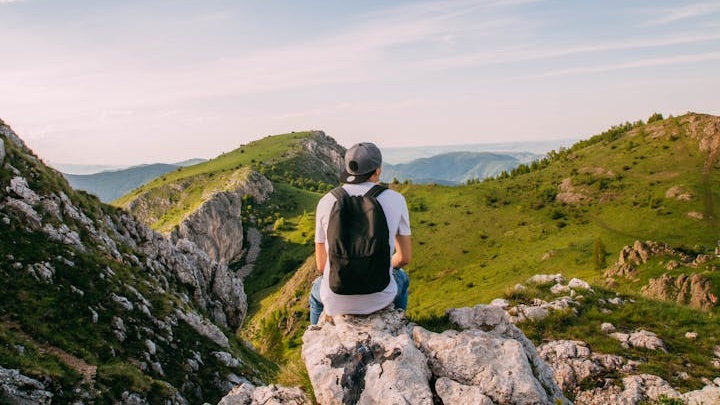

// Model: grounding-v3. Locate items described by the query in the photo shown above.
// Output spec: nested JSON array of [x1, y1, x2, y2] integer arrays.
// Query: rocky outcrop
[[171, 191, 245, 265], [605, 240, 688, 279], [539, 339, 720, 405], [299, 131, 345, 182], [604, 241, 717, 310], [0, 366, 53, 405], [642, 273, 717, 310], [129, 168, 273, 265], [301, 305, 569, 405], [0, 138, 5, 165]]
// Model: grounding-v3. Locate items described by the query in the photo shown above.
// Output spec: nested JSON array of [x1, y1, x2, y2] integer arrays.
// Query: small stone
[[601, 322, 616, 334], [685, 332, 698, 340]]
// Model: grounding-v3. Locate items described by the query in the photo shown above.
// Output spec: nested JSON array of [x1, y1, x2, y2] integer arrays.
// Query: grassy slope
[[402, 114, 719, 318], [244, 113, 720, 395], [112, 131, 321, 233]]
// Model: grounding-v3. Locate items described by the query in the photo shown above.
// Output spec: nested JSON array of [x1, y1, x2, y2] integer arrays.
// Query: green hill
[[242, 112, 720, 394], [402, 113, 719, 316], [114, 130, 341, 234]]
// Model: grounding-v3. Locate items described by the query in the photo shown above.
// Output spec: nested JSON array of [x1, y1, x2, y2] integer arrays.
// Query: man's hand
[[392, 235, 412, 269]]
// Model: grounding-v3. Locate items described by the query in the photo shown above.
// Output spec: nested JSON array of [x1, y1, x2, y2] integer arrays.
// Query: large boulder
[[301, 305, 569, 405]]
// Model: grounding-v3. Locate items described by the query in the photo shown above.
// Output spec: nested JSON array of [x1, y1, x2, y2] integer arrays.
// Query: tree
[[648, 112, 664, 123], [593, 238, 607, 270]]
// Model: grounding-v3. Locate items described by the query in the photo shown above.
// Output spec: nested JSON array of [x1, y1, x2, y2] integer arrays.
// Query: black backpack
[[326, 185, 391, 295]]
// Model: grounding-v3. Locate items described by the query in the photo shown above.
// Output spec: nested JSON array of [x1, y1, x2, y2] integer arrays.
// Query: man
[[309, 142, 412, 325]]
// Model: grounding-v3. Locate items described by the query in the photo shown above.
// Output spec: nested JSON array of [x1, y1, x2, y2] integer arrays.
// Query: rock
[[213, 351, 242, 368], [145, 339, 156, 355], [0, 138, 5, 165], [550, 283, 570, 295], [686, 331, 698, 340], [568, 278, 592, 291], [302, 308, 433, 405], [574, 374, 680, 405], [666, 185, 694, 201], [176, 310, 229, 348], [601, 322, 616, 334], [302, 306, 569, 405], [610, 330, 666, 351], [527, 274, 565, 285], [111, 293, 134, 311], [8, 177, 40, 204], [171, 191, 246, 265], [434, 378, 494, 405], [641, 273, 716, 310], [538, 340, 631, 392], [0, 365, 53, 404], [447, 304, 510, 332], [605, 240, 694, 279], [683, 383, 720, 405], [217, 383, 309, 405], [0, 120, 29, 149], [489, 298, 510, 309], [519, 305, 549, 322]]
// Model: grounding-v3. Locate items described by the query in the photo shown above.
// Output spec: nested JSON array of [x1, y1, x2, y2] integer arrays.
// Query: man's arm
[[392, 235, 412, 269], [315, 242, 327, 272]]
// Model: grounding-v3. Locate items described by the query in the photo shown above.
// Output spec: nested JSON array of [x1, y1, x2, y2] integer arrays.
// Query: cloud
[[0, 0, 26, 3], [645, 2, 720, 25], [534, 51, 720, 78]]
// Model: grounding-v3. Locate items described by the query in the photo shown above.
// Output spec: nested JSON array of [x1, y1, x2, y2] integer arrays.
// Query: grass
[[234, 113, 720, 398], [397, 115, 719, 319]]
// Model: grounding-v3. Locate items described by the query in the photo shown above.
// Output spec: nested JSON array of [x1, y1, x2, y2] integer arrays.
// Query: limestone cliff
[[168, 170, 274, 265], [0, 120, 265, 403], [121, 130, 343, 266]]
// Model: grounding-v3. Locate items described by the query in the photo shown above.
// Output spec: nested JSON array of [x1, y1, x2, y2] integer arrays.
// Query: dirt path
[[2, 319, 96, 384]]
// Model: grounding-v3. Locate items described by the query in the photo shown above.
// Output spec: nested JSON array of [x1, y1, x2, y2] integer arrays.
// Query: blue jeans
[[309, 268, 409, 325]]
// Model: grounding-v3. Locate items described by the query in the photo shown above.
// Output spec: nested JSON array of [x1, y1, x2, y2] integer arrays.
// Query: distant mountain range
[[380, 151, 538, 185], [60, 159, 206, 202], [58, 142, 559, 200], [381, 139, 576, 164]]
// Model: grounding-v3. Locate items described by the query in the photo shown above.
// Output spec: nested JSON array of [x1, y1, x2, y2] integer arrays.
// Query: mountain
[[381, 151, 529, 185], [0, 119, 274, 404], [4, 112, 720, 403], [63, 164, 179, 203], [113, 130, 343, 266], [60, 159, 208, 203], [381, 139, 575, 164]]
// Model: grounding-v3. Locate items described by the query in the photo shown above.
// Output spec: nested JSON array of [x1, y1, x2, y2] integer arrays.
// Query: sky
[[1, 0, 719, 166]]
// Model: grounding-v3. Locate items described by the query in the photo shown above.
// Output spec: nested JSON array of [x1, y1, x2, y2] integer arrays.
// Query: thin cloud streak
[[534, 52, 720, 79], [645, 2, 720, 25]]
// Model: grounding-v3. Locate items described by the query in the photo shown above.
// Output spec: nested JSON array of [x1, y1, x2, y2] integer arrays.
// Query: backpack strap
[[330, 186, 349, 200], [364, 184, 386, 199]]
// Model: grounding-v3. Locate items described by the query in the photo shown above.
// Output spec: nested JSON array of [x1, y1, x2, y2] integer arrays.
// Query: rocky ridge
[[0, 121, 263, 403]]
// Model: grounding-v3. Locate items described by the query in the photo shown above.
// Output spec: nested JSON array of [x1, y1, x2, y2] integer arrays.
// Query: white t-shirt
[[315, 182, 411, 316]]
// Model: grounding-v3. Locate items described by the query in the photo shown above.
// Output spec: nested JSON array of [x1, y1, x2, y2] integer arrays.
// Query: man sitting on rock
[[309, 142, 412, 325]]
